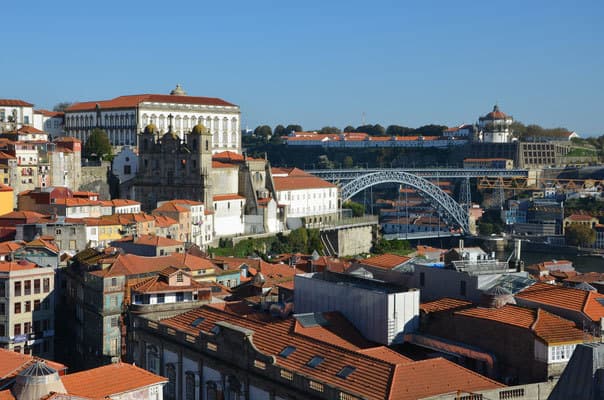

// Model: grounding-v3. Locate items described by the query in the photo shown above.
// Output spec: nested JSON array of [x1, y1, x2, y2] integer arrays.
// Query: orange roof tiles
[[134, 234, 183, 247], [0, 99, 33, 107], [213, 194, 245, 201], [16, 125, 45, 134], [153, 202, 189, 213], [61, 362, 166, 398], [0, 241, 24, 254], [153, 215, 179, 227], [159, 304, 501, 400], [0, 259, 38, 272], [567, 213, 596, 221], [517, 282, 604, 322], [100, 199, 140, 207], [89, 252, 215, 277], [388, 358, 503, 400], [357, 346, 413, 365], [420, 298, 473, 314], [0, 348, 66, 380], [35, 109, 64, 117], [66, 94, 235, 112], [272, 168, 336, 191], [455, 304, 588, 345], [0, 390, 14, 400], [26, 237, 59, 253], [359, 253, 411, 270]]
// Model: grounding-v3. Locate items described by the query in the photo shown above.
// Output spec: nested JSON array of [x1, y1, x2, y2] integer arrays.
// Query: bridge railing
[[306, 215, 378, 230]]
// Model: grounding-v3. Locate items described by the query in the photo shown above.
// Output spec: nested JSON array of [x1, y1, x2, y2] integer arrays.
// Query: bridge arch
[[340, 171, 470, 233]]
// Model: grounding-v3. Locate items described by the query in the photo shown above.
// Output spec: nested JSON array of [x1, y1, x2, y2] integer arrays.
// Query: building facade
[[64, 85, 240, 153]]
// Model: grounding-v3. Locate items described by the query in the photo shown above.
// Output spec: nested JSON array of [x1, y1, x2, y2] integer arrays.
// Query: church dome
[[11, 361, 67, 400], [484, 105, 509, 120], [143, 124, 158, 135], [191, 123, 209, 135], [170, 84, 187, 96]]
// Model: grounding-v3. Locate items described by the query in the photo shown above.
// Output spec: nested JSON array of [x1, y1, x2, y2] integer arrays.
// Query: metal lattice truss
[[477, 177, 604, 191], [341, 171, 470, 233]]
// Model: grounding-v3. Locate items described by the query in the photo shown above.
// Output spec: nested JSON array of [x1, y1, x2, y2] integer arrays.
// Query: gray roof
[[548, 343, 604, 400]]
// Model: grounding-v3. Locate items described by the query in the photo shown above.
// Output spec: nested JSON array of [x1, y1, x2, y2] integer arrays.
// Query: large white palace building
[[64, 85, 241, 153]]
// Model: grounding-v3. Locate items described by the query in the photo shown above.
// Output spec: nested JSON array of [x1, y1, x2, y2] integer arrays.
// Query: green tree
[[414, 124, 448, 136], [343, 125, 355, 133], [285, 124, 303, 134], [307, 229, 323, 254], [84, 128, 112, 159], [319, 126, 341, 134], [386, 125, 414, 136], [253, 125, 272, 142], [355, 124, 386, 136], [53, 102, 72, 112], [273, 124, 286, 137], [343, 155, 353, 168], [287, 228, 308, 252], [565, 224, 596, 247], [342, 200, 364, 217]]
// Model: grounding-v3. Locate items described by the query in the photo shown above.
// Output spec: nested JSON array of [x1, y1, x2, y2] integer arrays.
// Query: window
[[14, 281, 21, 297], [0, 303, 4, 315], [279, 346, 296, 358], [0, 324, 4, 337], [43, 278, 50, 293], [185, 372, 196, 400], [0, 280, 4, 297], [25, 301, 31, 312], [24, 280, 31, 295], [34, 279, 40, 294], [111, 278, 117, 287], [177, 272, 183, 283], [124, 165, 131, 175], [157, 294, 165, 304], [111, 317, 119, 327], [14, 323, 21, 335], [337, 366, 356, 379], [309, 381, 324, 392], [165, 363, 176, 400], [24, 322, 31, 334], [307, 356, 325, 368], [14, 302, 21, 314], [34, 300, 40, 310]]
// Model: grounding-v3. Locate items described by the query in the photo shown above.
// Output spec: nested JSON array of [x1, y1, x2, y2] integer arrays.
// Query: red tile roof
[[0, 390, 13, 400], [134, 234, 183, 247], [90, 252, 215, 277], [0, 99, 33, 107], [34, 109, 64, 117], [61, 362, 166, 398], [272, 168, 336, 191], [153, 215, 179, 227], [0, 348, 66, 380], [153, 202, 189, 213], [66, 94, 236, 112], [100, 199, 140, 207], [516, 282, 604, 323], [16, 125, 45, 134], [566, 213, 596, 221], [420, 298, 473, 314], [213, 194, 245, 201], [159, 304, 501, 400], [359, 254, 411, 270], [0, 259, 38, 272], [455, 304, 588, 345], [0, 241, 24, 254]]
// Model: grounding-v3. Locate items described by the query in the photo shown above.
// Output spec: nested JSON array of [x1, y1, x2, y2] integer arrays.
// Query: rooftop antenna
[[362, 111, 366, 126]]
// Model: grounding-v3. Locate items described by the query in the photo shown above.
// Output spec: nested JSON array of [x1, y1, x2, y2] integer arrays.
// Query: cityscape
[[1, 2, 604, 400]]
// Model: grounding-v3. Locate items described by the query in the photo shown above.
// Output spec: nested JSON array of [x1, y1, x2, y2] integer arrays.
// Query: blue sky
[[2, 0, 603, 135]]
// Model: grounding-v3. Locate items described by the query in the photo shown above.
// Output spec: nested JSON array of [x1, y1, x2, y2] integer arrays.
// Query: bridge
[[306, 167, 529, 235]]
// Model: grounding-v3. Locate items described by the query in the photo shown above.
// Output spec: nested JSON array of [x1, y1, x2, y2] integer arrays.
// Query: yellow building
[[0, 184, 13, 216]]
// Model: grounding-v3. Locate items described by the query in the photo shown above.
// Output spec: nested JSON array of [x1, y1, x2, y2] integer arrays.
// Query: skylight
[[278, 346, 296, 358], [190, 317, 205, 327], [210, 325, 221, 335], [307, 356, 324, 368], [336, 365, 356, 379]]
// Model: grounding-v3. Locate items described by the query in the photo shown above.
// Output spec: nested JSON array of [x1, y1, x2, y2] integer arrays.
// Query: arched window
[[226, 375, 241, 400], [146, 345, 159, 374], [165, 363, 176, 400], [185, 372, 196, 400], [205, 140, 209, 152]]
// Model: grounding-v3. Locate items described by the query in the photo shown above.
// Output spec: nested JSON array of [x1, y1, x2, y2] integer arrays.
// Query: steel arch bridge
[[340, 170, 470, 234]]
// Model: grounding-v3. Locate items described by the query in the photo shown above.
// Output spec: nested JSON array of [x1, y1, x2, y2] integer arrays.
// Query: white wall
[[213, 199, 245, 237], [112, 146, 138, 183], [276, 187, 337, 218]]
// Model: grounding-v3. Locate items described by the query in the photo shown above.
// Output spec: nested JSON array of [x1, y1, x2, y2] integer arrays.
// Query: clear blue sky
[[2, 0, 603, 135]]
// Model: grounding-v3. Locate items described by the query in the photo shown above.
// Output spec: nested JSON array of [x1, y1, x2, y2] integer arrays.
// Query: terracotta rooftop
[[35, 109, 63, 117], [16, 125, 45, 134], [0, 348, 66, 381], [159, 303, 501, 400], [420, 298, 473, 314], [89, 252, 215, 278], [26, 237, 60, 253], [359, 253, 411, 270], [272, 168, 336, 191], [66, 94, 236, 112], [100, 199, 140, 207], [0, 241, 24, 254], [153, 215, 179, 227], [61, 362, 166, 398], [566, 213, 596, 221], [455, 304, 588, 345], [0, 99, 33, 107], [516, 282, 604, 322], [134, 234, 184, 247], [0, 259, 38, 272], [213, 194, 245, 201], [153, 202, 189, 213], [131, 269, 209, 295]]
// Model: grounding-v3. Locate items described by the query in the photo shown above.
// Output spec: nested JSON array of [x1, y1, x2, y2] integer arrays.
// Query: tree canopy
[[319, 126, 341, 134], [565, 224, 596, 247], [285, 124, 303, 134], [53, 102, 72, 112], [354, 124, 386, 136], [253, 125, 272, 142], [84, 128, 112, 159], [343, 200, 364, 217]]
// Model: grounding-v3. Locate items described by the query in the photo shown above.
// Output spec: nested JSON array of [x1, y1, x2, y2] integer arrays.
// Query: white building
[[271, 167, 339, 229], [213, 194, 245, 237], [0, 99, 34, 133], [33, 110, 64, 139], [478, 105, 514, 143], [111, 145, 138, 184], [64, 85, 241, 153], [100, 199, 141, 215], [294, 272, 420, 345]]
